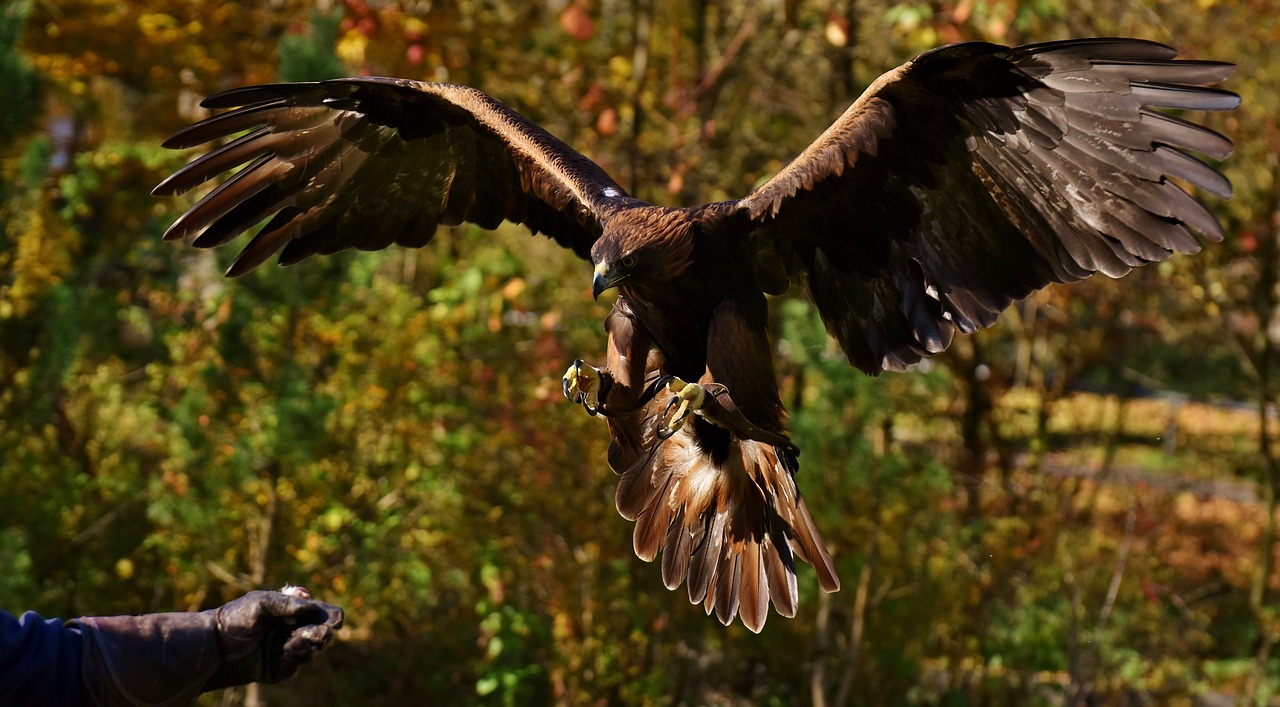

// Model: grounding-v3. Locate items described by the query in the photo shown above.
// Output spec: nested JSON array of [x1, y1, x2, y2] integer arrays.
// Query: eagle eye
[[620, 255, 638, 269]]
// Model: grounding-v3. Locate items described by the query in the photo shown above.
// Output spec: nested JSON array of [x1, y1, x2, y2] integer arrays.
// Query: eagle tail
[[613, 424, 839, 633]]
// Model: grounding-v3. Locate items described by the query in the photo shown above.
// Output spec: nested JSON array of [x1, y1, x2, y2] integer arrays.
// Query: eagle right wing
[[154, 77, 636, 276], [739, 39, 1237, 374]]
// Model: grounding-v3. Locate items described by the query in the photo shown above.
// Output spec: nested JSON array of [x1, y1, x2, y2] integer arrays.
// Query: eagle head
[[590, 208, 697, 299]]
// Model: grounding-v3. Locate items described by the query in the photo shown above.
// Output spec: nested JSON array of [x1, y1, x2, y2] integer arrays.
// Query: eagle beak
[[592, 262, 619, 300]]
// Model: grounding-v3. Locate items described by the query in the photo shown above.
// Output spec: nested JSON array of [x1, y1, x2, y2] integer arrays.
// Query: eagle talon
[[562, 359, 603, 414], [657, 377, 707, 437]]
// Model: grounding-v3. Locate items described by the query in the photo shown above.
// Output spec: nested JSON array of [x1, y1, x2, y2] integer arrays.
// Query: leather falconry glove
[[74, 589, 343, 706]]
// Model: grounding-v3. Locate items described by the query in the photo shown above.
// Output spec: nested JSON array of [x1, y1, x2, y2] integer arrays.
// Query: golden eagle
[[154, 39, 1237, 632]]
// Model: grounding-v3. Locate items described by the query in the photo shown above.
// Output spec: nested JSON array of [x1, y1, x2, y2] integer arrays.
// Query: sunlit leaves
[[0, 0, 1276, 704]]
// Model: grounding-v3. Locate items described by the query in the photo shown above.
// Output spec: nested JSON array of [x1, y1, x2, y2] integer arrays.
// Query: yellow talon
[[661, 377, 706, 435], [562, 359, 602, 412]]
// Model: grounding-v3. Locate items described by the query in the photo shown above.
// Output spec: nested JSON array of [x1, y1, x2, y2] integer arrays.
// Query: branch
[[832, 531, 877, 707], [692, 7, 760, 100], [1095, 499, 1137, 636], [71, 496, 141, 547], [205, 561, 255, 592]]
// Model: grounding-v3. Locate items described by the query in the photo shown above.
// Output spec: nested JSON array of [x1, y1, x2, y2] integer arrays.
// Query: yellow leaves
[[365, 384, 389, 408], [136, 12, 183, 43], [0, 193, 80, 319], [320, 507, 348, 533], [552, 611, 574, 642], [607, 55, 631, 82], [337, 29, 368, 67], [403, 17, 428, 40], [293, 530, 325, 566]]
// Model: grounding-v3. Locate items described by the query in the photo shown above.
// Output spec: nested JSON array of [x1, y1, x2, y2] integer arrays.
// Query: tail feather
[[763, 524, 799, 618], [630, 455, 679, 561], [748, 444, 841, 594], [688, 511, 726, 604], [793, 496, 841, 592], [738, 541, 769, 632], [712, 553, 743, 626], [610, 408, 838, 632], [661, 508, 691, 590]]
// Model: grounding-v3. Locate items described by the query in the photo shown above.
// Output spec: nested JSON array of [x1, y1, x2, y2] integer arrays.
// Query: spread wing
[[153, 77, 636, 276], [739, 38, 1237, 373]]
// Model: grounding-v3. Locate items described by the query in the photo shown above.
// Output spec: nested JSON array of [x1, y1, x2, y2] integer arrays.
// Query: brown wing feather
[[154, 77, 637, 276], [737, 38, 1237, 373]]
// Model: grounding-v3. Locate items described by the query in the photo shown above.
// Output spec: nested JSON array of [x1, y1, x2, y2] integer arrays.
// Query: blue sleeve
[[0, 609, 87, 707]]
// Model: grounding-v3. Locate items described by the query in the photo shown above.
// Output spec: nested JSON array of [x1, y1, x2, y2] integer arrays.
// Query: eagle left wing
[[154, 77, 635, 276], [737, 38, 1237, 373]]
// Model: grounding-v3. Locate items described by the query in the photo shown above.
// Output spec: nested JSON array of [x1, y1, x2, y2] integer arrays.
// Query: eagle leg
[[656, 376, 708, 439], [562, 358, 612, 415], [656, 376, 801, 458]]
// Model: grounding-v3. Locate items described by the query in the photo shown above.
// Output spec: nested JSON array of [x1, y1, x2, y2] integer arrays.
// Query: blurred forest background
[[1, 0, 1277, 705]]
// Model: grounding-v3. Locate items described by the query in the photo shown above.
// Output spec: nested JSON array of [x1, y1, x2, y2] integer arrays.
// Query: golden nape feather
[[611, 384, 838, 633]]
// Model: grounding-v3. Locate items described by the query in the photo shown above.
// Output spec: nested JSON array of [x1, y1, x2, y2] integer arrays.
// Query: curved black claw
[[656, 396, 682, 439]]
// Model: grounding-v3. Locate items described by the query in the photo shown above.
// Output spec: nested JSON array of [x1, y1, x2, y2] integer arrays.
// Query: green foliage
[[279, 9, 347, 83], [1, 1, 1276, 706], [0, 0, 39, 141]]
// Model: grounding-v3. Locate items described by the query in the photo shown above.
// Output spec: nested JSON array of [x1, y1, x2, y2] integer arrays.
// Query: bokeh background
[[1, 0, 1278, 704]]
